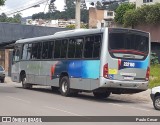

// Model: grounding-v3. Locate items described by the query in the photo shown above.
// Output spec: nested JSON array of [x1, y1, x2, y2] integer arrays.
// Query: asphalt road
[[0, 81, 160, 124]]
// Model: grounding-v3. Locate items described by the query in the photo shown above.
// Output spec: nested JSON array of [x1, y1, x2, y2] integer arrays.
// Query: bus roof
[[15, 28, 105, 44], [15, 27, 149, 44]]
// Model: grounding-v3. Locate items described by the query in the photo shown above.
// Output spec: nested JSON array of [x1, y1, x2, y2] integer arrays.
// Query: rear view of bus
[[100, 28, 150, 94]]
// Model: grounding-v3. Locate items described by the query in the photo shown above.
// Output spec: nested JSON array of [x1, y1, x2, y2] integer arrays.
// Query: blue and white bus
[[12, 28, 150, 98]]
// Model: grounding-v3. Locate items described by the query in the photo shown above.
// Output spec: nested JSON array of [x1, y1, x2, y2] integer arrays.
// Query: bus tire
[[21, 75, 32, 89], [93, 92, 111, 99], [59, 76, 71, 97]]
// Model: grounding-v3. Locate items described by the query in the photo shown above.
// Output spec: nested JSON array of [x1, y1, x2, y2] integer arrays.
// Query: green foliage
[[149, 64, 160, 88], [0, 0, 5, 6], [114, 3, 135, 24], [123, 9, 137, 27], [66, 23, 88, 29], [66, 24, 75, 29], [150, 52, 159, 65], [0, 13, 22, 23], [123, 3, 160, 27], [108, 2, 119, 11]]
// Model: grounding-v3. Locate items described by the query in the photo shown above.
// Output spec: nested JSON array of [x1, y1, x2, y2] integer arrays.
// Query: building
[[0, 23, 68, 74], [89, 7, 115, 29], [26, 19, 76, 28], [136, 0, 159, 8]]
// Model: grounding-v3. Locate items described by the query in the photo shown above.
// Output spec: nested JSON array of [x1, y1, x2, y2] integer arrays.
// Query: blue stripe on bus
[[68, 60, 100, 79]]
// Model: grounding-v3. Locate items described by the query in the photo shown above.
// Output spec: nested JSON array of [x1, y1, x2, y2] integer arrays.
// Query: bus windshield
[[109, 32, 149, 60]]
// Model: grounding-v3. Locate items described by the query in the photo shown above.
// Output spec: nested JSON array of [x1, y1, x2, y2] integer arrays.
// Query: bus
[[11, 28, 150, 98]]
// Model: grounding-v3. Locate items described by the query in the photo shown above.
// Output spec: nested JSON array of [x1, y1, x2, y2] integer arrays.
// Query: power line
[[4, 0, 48, 16]]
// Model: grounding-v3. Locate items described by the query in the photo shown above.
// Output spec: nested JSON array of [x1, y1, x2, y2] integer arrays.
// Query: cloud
[[0, 0, 99, 17]]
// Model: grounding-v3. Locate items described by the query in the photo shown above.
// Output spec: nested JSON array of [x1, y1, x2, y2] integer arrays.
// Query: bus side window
[[13, 48, 20, 62], [75, 38, 83, 58], [93, 35, 101, 58], [84, 36, 94, 58], [37, 42, 42, 59], [31, 43, 39, 59], [27, 44, 32, 60], [54, 40, 61, 58], [42, 42, 49, 59], [48, 41, 54, 59], [68, 39, 76, 58], [22, 44, 28, 60], [61, 39, 68, 58]]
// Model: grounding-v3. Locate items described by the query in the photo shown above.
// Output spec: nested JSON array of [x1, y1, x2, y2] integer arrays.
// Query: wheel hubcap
[[155, 98, 160, 109], [62, 81, 68, 93]]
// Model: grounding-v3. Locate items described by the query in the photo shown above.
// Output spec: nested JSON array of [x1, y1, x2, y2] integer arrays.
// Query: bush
[[150, 52, 159, 65]]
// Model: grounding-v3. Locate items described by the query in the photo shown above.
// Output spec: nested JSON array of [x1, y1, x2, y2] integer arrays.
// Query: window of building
[[107, 12, 113, 16], [143, 0, 153, 3]]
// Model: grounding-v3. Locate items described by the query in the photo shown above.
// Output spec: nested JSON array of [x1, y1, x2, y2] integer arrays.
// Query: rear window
[[109, 33, 149, 60]]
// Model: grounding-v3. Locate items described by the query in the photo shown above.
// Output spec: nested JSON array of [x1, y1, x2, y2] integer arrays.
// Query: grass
[[149, 64, 160, 88]]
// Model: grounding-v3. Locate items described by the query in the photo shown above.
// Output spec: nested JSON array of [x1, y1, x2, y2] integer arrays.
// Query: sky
[[0, 0, 99, 17]]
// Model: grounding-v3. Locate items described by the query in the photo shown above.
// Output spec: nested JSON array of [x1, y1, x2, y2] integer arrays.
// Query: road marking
[[6, 96, 31, 104], [108, 103, 123, 107], [44, 106, 82, 116], [108, 102, 151, 112], [129, 106, 151, 112]]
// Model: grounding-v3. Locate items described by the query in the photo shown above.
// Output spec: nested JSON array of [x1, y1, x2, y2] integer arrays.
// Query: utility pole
[[75, 0, 81, 29]]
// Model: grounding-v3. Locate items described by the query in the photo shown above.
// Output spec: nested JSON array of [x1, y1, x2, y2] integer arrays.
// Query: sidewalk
[[4, 76, 12, 83]]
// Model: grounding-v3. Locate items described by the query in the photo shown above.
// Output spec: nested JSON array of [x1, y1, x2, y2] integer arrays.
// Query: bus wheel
[[93, 92, 111, 99], [59, 76, 71, 96], [21, 76, 32, 89], [153, 96, 160, 110]]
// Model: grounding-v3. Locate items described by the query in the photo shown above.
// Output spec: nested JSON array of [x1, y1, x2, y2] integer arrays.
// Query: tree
[[114, 3, 135, 24], [32, 0, 89, 24], [96, 1, 103, 10], [48, 0, 57, 12], [0, 13, 22, 23], [0, 0, 5, 6], [123, 9, 137, 28], [123, 3, 160, 27], [108, 2, 119, 11]]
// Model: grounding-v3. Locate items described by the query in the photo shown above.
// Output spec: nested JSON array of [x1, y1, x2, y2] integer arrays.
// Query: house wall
[[136, 0, 160, 8], [89, 7, 104, 28]]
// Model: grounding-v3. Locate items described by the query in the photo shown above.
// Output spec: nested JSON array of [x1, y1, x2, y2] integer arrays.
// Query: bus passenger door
[[11, 47, 21, 82]]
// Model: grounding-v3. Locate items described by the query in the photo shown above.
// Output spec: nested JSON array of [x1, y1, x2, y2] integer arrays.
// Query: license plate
[[123, 76, 134, 80]]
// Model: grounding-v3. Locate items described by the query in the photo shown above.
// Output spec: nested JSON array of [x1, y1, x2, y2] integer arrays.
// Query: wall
[[136, 0, 160, 8], [135, 24, 160, 43], [89, 7, 104, 28]]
